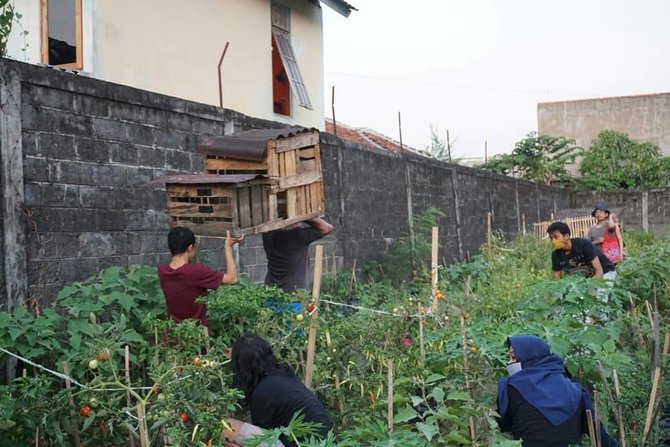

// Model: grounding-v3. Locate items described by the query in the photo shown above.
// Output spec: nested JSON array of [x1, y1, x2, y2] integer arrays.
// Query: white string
[[0, 347, 209, 392], [319, 298, 424, 318]]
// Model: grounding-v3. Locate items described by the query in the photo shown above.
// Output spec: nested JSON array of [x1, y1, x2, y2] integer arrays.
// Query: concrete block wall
[[573, 188, 670, 237], [1, 58, 572, 309]]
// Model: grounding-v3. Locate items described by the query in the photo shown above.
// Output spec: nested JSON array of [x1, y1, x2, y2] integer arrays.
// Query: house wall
[[6, 0, 325, 129], [538, 93, 670, 157], [1, 58, 570, 311]]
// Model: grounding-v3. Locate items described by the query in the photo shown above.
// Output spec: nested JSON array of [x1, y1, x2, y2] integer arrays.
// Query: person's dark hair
[[546, 221, 570, 236], [167, 226, 196, 255], [231, 333, 290, 397]]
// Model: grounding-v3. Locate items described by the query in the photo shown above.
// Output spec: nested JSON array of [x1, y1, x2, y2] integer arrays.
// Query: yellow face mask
[[550, 239, 565, 250]]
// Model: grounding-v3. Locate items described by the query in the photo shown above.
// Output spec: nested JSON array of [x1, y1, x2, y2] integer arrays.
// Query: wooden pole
[[418, 303, 425, 367], [522, 213, 526, 236], [387, 359, 394, 430], [487, 211, 492, 256], [459, 315, 476, 440], [484, 140, 488, 164], [629, 295, 646, 348], [331, 85, 337, 136], [612, 369, 627, 447], [642, 332, 670, 444], [217, 42, 230, 108], [305, 245, 324, 389], [125, 345, 137, 447], [431, 226, 439, 313], [398, 112, 404, 152], [62, 362, 82, 447], [586, 410, 598, 447]]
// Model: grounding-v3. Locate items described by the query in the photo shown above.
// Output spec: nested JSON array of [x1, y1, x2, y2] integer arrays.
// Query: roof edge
[[320, 0, 357, 17]]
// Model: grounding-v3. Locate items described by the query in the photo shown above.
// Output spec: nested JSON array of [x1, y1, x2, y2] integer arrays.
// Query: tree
[[478, 132, 582, 185], [0, 0, 14, 57], [425, 124, 462, 163], [578, 130, 670, 190]]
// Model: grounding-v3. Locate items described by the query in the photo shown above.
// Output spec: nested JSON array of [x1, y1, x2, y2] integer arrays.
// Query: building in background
[[5, 0, 356, 129], [538, 93, 670, 156]]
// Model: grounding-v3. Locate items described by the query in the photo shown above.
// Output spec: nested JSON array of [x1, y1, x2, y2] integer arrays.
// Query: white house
[[5, 0, 355, 129]]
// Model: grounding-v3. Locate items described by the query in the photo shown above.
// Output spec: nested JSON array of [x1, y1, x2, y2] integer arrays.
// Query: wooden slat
[[286, 151, 298, 218], [239, 211, 321, 235], [274, 131, 319, 153], [167, 202, 236, 218], [262, 187, 269, 222], [275, 171, 322, 191], [166, 184, 235, 198], [305, 184, 312, 214], [267, 146, 279, 177], [299, 148, 316, 159], [205, 157, 267, 172], [298, 158, 315, 174], [269, 192, 278, 220], [238, 187, 251, 229], [250, 186, 264, 226], [176, 220, 237, 237]]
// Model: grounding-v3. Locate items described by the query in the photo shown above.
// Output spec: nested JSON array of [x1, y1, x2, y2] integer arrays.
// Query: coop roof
[[149, 174, 266, 185], [196, 128, 318, 162]]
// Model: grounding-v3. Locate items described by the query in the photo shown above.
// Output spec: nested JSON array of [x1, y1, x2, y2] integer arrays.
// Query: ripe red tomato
[[80, 406, 92, 417], [98, 351, 109, 362], [180, 412, 189, 423], [306, 304, 316, 313]]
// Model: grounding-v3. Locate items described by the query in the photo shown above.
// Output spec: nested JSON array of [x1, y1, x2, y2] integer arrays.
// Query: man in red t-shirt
[[158, 227, 241, 331]]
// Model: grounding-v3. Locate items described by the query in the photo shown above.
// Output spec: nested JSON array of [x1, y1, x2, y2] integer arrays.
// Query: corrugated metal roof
[[196, 127, 317, 161], [150, 174, 266, 185], [318, 0, 357, 17]]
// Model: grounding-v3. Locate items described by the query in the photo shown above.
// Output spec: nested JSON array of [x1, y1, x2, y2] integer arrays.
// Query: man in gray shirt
[[263, 218, 333, 293]]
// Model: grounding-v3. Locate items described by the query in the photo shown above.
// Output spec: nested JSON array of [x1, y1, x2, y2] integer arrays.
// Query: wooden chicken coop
[[154, 128, 325, 237]]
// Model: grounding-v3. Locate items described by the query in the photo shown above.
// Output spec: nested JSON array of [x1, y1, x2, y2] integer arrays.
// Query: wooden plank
[[167, 203, 236, 218], [262, 187, 269, 222], [269, 192, 278, 220], [276, 171, 322, 190], [205, 157, 267, 172], [181, 220, 237, 237], [274, 131, 319, 153], [167, 184, 236, 197], [267, 146, 279, 177], [298, 158, 316, 174], [299, 148, 316, 159], [305, 244, 323, 389], [286, 151, 298, 218], [41, 0, 49, 64], [240, 211, 321, 235], [250, 186, 264, 226], [238, 187, 251, 229], [305, 183, 313, 214]]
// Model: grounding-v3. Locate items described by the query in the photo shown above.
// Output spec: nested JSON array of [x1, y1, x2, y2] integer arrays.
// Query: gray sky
[[322, 0, 670, 160]]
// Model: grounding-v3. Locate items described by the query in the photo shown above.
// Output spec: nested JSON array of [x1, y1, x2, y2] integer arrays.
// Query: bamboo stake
[[331, 85, 337, 136], [125, 345, 137, 447], [431, 226, 439, 313], [459, 315, 476, 440], [62, 361, 82, 447], [418, 304, 425, 367], [586, 410, 598, 447], [398, 112, 404, 152], [486, 212, 492, 256], [594, 391, 602, 447], [387, 359, 394, 430], [326, 330, 345, 415], [305, 245, 324, 389], [35, 427, 40, 447], [522, 213, 526, 236], [596, 361, 625, 447], [612, 369, 627, 447], [629, 295, 645, 348], [642, 332, 670, 444]]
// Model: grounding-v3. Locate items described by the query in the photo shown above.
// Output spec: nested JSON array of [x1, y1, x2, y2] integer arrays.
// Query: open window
[[271, 3, 312, 116], [41, 0, 83, 69]]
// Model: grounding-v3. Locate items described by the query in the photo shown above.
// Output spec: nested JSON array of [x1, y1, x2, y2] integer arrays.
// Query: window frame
[[41, 0, 83, 69], [271, 3, 313, 114]]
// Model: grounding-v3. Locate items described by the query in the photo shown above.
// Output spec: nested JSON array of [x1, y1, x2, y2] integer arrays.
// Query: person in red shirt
[[158, 227, 241, 332]]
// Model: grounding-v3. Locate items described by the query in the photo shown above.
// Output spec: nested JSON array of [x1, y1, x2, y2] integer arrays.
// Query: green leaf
[[430, 387, 445, 403], [446, 391, 472, 402], [0, 419, 16, 430], [8, 326, 22, 341], [393, 405, 418, 424], [415, 421, 438, 441], [424, 373, 446, 384]]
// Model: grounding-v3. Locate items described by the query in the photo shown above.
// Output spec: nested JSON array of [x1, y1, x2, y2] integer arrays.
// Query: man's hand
[[224, 230, 244, 248], [590, 257, 604, 279], [306, 217, 333, 236]]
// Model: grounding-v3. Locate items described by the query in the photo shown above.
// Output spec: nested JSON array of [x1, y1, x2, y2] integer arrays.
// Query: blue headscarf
[[497, 335, 593, 426]]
